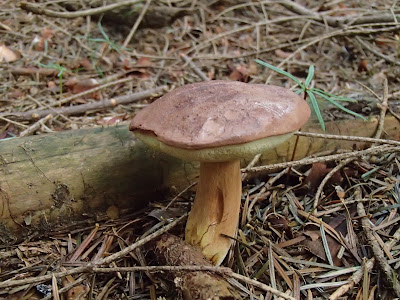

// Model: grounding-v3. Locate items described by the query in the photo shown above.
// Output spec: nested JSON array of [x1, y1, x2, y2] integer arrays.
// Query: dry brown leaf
[[358, 59, 369, 72], [47, 80, 59, 93], [275, 49, 301, 59], [0, 44, 20, 62], [67, 285, 90, 300], [65, 77, 100, 97], [137, 56, 152, 66]]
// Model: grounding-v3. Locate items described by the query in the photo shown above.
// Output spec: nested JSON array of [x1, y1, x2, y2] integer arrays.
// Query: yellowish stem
[[185, 160, 241, 265]]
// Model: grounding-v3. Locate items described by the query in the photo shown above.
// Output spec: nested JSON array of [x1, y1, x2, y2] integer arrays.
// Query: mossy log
[[0, 117, 399, 243]]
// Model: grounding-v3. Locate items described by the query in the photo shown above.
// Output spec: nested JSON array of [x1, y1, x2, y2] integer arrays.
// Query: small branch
[[313, 157, 355, 209], [329, 258, 375, 300], [53, 77, 137, 107], [244, 145, 400, 173], [295, 131, 400, 146], [19, 114, 53, 137], [266, 23, 400, 83], [226, 271, 295, 300], [277, 0, 398, 27], [20, 0, 142, 19], [1, 86, 167, 121], [374, 77, 389, 140], [8, 67, 63, 76], [356, 37, 400, 66], [122, 0, 152, 47], [180, 53, 210, 81], [356, 188, 400, 297]]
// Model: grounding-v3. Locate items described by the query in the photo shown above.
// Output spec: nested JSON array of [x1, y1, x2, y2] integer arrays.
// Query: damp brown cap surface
[[130, 80, 311, 150]]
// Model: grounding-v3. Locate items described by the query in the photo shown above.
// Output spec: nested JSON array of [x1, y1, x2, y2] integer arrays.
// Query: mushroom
[[130, 80, 310, 265]]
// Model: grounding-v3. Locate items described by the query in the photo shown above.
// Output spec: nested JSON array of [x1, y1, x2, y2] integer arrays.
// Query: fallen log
[[0, 116, 399, 243]]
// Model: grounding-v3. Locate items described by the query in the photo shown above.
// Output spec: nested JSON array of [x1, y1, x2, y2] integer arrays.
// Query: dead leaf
[[137, 56, 152, 66], [0, 44, 20, 62], [228, 69, 242, 81], [304, 162, 329, 191], [275, 49, 301, 59], [8, 89, 24, 99], [78, 58, 94, 71], [301, 215, 347, 266], [126, 68, 150, 79], [228, 63, 258, 82], [304, 162, 344, 192], [65, 77, 99, 97], [266, 214, 293, 238], [358, 59, 368, 72], [67, 285, 89, 300], [47, 81, 58, 93], [33, 28, 54, 51]]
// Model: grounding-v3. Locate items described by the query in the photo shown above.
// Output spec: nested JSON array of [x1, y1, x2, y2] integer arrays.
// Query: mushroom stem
[[185, 160, 241, 265]]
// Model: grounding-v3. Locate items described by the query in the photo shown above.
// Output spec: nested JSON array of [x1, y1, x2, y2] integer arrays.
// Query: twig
[[226, 271, 295, 300], [329, 258, 375, 300], [180, 53, 210, 81], [2, 86, 167, 121], [242, 153, 262, 181], [385, 224, 400, 251], [355, 188, 400, 297], [374, 77, 389, 140], [266, 23, 400, 83], [19, 114, 52, 137], [277, 0, 398, 27], [295, 131, 400, 146], [20, 0, 142, 18], [165, 182, 197, 210], [0, 116, 28, 129], [356, 37, 400, 66], [52, 77, 137, 107], [0, 213, 187, 289], [244, 145, 400, 173], [313, 157, 355, 209], [193, 23, 400, 60], [122, 0, 152, 48], [8, 67, 61, 76]]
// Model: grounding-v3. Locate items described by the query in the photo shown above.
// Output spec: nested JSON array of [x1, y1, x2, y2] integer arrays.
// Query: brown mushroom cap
[[130, 80, 310, 161]]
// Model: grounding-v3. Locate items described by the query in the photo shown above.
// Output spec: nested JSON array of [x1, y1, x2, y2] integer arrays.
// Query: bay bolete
[[130, 80, 310, 265]]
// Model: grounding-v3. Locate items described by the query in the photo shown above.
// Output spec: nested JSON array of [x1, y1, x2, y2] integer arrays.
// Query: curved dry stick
[[329, 258, 375, 300], [20, 1, 142, 18], [313, 157, 355, 209], [295, 131, 400, 147], [245, 145, 400, 174], [1, 86, 167, 121], [277, 0, 398, 27]]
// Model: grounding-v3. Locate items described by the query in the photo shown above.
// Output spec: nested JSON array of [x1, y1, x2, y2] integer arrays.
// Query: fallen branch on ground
[[245, 145, 400, 173], [20, 0, 142, 18], [277, 0, 399, 27], [1, 86, 167, 121]]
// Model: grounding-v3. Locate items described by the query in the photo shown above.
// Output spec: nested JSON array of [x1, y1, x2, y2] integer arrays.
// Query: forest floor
[[1, 0, 400, 299]]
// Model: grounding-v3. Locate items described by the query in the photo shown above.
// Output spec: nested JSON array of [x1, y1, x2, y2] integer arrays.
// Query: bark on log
[[0, 117, 399, 243], [152, 233, 241, 300]]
